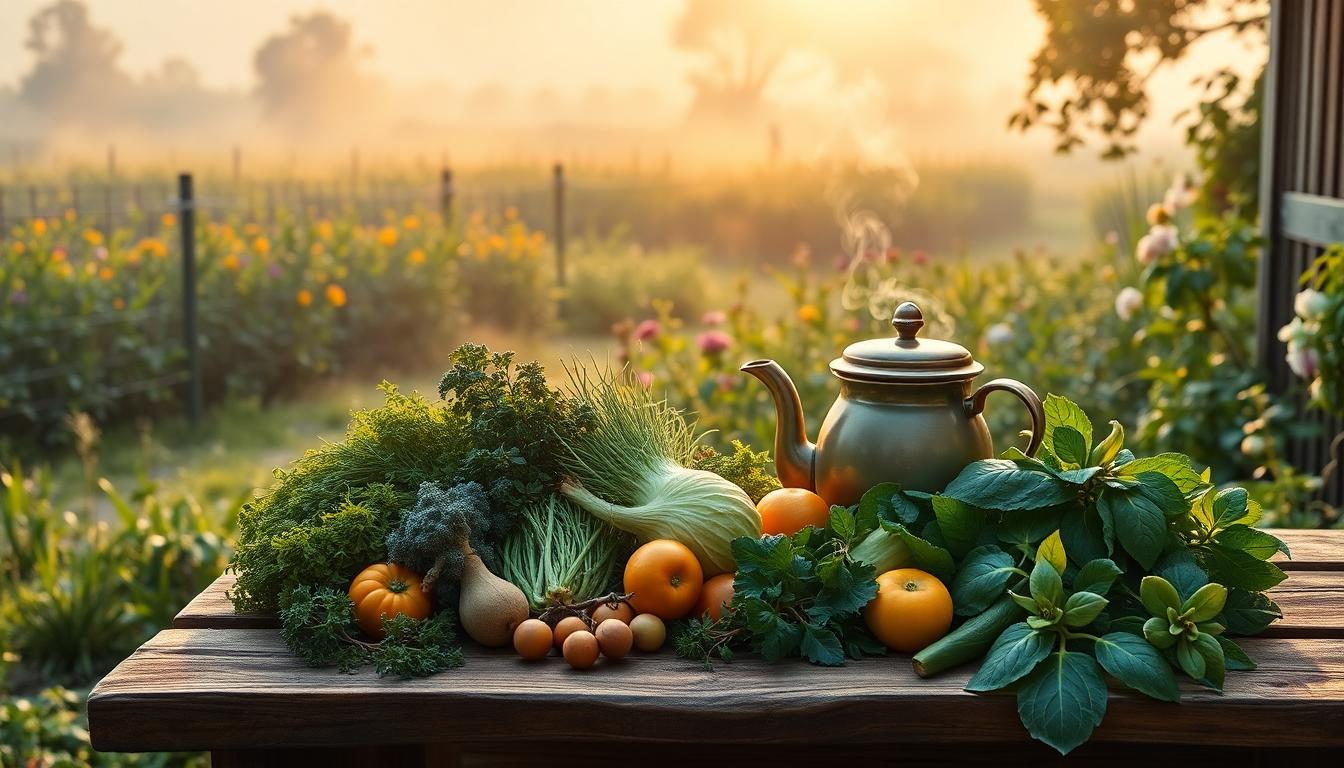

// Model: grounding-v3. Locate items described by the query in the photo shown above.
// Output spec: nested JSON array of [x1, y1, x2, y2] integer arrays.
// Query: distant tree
[[253, 12, 378, 134], [18, 0, 134, 124], [1011, 0, 1268, 159], [672, 0, 809, 120]]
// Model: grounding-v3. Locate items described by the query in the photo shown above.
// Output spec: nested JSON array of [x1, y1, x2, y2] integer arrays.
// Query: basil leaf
[[1036, 529, 1067, 573], [1176, 639, 1206, 679], [1191, 632, 1225, 690], [944, 460, 1074, 510], [1133, 471, 1188, 517], [1097, 486, 1166, 569], [965, 622, 1053, 691], [858, 482, 921, 526], [1139, 575, 1181, 616], [1198, 543, 1287, 592], [1057, 466, 1104, 485], [1062, 591, 1108, 627], [932, 495, 984, 559], [997, 506, 1064, 548], [1212, 488, 1250, 530], [1053, 426, 1089, 467], [951, 546, 1017, 616], [1217, 636, 1256, 671], [1043, 394, 1094, 456], [1094, 632, 1180, 702], [1117, 453, 1204, 494], [1029, 557, 1063, 608], [880, 522, 955, 582], [1015, 649, 1108, 755], [1220, 588, 1282, 635], [1215, 525, 1290, 561], [1181, 583, 1228, 623], [1072, 559, 1122, 596]]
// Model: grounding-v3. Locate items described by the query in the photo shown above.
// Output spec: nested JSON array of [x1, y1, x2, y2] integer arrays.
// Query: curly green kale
[[692, 440, 782, 503], [385, 481, 507, 605], [278, 585, 464, 678], [231, 384, 468, 612], [438, 344, 588, 518]]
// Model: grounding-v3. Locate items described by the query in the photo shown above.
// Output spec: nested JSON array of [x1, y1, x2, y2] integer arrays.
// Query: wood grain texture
[[88, 632, 1344, 752], [1261, 569, 1344, 638], [173, 573, 277, 629], [1273, 529, 1344, 571]]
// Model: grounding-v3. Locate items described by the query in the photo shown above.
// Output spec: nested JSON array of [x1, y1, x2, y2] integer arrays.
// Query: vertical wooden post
[[28, 185, 37, 220], [440, 167, 454, 223], [553, 163, 566, 317], [178, 173, 202, 428], [232, 145, 242, 186], [107, 145, 117, 177]]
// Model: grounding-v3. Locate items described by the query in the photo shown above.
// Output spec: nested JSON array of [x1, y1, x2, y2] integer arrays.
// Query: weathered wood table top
[[89, 529, 1344, 766]]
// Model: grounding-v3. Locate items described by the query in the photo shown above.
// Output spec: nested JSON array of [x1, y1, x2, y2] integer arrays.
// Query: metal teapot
[[741, 301, 1045, 507]]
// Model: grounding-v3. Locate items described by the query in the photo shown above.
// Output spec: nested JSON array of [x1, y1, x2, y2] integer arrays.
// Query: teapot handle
[[965, 378, 1046, 457]]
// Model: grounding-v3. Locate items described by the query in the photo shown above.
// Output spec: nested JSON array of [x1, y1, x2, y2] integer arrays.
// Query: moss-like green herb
[[692, 440, 782, 503]]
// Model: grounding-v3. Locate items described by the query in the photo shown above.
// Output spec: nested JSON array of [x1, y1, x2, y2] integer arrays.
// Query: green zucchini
[[912, 581, 1026, 678]]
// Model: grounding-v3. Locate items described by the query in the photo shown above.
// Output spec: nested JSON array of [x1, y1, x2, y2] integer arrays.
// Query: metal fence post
[[178, 173, 202, 428], [440, 167, 454, 223], [553, 162, 566, 317]]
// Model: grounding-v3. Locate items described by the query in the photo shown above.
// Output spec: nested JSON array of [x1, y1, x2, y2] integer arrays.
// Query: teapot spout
[[740, 359, 816, 491]]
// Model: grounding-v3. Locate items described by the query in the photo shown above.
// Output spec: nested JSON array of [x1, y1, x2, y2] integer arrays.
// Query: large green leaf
[[997, 506, 1065, 548], [965, 622, 1053, 691], [858, 482, 921, 526], [1053, 426, 1089, 467], [1072, 558, 1122, 596], [1059, 506, 1110, 563], [1215, 525, 1290, 561], [1016, 649, 1109, 755], [1029, 557, 1063, 607], [1220, 588, 1282, 635], [1212, 488, 1251, 530], [881, 522, 955, 582], [1117, 453, 1204, 494], [1199, 543, 1287, 592], [1061, 591, 1108, 627], [1097, 487, 1167, 570], [1094, 632, 1180, 702], [943, 460, 1075, 511], [1043, 394, 1094, 456], [950, 546, 1018, 616], [932, 495, 985, 559], [1133, 472, 1188, 517], [1035, 529, 1067, 573], [1153, 549, 1209, 602]]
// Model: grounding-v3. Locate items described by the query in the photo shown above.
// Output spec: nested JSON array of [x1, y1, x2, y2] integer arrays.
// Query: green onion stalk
[[557, 364, 762, 576], [498, 495, 629, 612]]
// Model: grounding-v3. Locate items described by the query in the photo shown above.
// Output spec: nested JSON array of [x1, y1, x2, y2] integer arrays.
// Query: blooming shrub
[[1279, 245, 1344, 416]]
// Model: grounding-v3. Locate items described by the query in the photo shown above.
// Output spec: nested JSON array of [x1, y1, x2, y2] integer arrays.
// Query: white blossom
[[1294, 288, 1331, 321], [1114, 286, 1143, 320], [1286, 340, 1320, 380]]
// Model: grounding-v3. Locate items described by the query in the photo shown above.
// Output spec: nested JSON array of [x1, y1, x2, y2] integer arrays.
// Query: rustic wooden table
[[89, 529, 1344, 767]]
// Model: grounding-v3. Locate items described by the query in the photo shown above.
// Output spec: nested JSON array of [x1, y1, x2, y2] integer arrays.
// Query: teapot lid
[[830, 301, 984, 383]]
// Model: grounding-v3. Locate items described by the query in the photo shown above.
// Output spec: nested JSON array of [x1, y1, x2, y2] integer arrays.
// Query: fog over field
[[0, 0, 1264, 183]]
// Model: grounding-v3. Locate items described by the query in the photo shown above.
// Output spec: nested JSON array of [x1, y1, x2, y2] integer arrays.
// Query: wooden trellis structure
[[1258, 0, 1344, 508]]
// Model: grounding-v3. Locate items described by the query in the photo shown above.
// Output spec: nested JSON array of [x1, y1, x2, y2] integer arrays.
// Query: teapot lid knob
[[892, 301, 924, 342]]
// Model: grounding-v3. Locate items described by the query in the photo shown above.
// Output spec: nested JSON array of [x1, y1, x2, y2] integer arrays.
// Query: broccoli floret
[[385, 481, 507, 604]]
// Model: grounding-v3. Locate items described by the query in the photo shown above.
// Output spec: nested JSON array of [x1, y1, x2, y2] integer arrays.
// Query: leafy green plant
[[893, 394, 1283, 754], [1279, 245, 1344, 417], [675, 506, 883, 668]]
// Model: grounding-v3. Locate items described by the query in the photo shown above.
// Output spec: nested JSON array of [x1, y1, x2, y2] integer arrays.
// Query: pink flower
[[912, 250, 928, 266], [1286, 342, 1319, 380], [701, 310, 727, 326], [267, 263, 282, 279], [885, 247, 902, 263], [717, 373, 736, 392], [94, 246, 109, 261], [634, 319, 661, 341], [1105, 231, 1120, 246], [833, 253, 851, 271], [1136, 224, 1177, 265], [636, 371, 654, 389], [697, 330, 734, 356]]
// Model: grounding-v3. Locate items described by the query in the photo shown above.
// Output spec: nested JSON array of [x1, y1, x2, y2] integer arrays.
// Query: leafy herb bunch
[[883, 393, 1287, 754], [676, 506, 883, 668]]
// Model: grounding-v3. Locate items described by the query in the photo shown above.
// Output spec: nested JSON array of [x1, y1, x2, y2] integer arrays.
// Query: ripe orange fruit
[[348, 563, 432, 640], [694, 572, 735, 621], [864, 568, 954, 653], [623, 539, 704, 619], [757, 487, 831, 536]]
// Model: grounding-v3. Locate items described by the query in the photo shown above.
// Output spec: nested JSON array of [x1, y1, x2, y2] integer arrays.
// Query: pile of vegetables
[[229, 342, 1286, 755], [230, 344, 766, 676]]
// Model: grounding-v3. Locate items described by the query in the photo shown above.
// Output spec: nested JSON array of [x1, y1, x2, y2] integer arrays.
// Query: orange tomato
[[552, 615, 588, 649], [591, 600, 635, 625], [513, 619, 553, 660], [757, 488, 830, 536], [864, 568, 953, 653], [694, 572, 736, 621], [623, 539, 704, 619], [348, 563, 432, 640]]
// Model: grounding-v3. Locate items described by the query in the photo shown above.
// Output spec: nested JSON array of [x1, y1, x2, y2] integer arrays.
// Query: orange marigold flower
[[296, 289, 313, 307], [402, 215, 420, 230], [324, 283, 347, 307], [11, 241, 24, 255], [64, 208, 77, 222], [407, 248, 427, 265], [318, 220, 334, 240], [377, 226, 398, 247], [161, 213, 176, 229], [83, 229, 104, 246], [113, 297, 126, 311], [223, 254, 241, 271], [310, 242, 324, 256], [797, 304, 821, 323], [253, 237, 271, 256], [31, 219, 47, 236], [98, 266, 114, 281]]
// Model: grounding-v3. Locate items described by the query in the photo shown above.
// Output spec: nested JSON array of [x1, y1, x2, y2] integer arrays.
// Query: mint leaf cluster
[[895, 394, 1286, 754]]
